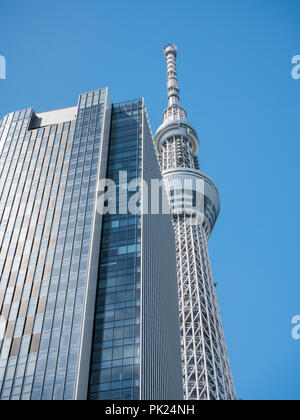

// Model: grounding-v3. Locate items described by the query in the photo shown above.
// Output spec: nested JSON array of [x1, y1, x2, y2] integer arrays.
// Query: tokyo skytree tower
[[155, 45, 236, 400]]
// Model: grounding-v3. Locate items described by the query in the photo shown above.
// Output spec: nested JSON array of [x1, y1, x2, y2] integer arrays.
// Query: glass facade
[[88, 100, 143, 400], [0, 90, 183, 400], [0, 90, 109, 400]]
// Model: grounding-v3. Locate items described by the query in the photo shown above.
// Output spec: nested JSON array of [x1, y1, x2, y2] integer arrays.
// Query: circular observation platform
[[162, 167, 220, 237], [155, 120, 199, 155]]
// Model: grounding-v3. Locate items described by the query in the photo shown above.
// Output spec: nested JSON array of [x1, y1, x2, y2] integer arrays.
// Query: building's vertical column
[[75, 88, 112, 400], [140, 105, 183, 400], [87, 99, 143, 401]]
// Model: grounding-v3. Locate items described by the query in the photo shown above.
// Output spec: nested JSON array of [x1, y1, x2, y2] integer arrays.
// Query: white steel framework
[[155, 44, 236, 400]]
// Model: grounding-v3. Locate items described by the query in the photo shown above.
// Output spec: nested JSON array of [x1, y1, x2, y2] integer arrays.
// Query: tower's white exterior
[[155, 44, 236, 400]]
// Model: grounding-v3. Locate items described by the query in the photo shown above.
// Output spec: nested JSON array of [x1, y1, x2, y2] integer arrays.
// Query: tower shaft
[[155, 44, 236, 400], [174, 216, 235, 399]]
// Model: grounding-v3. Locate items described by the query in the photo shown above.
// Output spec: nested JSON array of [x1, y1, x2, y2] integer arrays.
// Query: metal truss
[[173, 216, 236, 400], [161, 136, 196, 171]]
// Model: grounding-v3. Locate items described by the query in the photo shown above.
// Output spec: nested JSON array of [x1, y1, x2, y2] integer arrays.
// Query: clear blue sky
[[1, 0, 300, 400]]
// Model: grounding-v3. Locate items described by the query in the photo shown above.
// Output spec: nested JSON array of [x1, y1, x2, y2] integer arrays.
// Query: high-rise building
[[0, 89, 183, 400], [155, 45, 236, 400]]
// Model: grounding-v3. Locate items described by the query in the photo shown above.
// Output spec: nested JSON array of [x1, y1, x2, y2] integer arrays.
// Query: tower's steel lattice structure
[[155, 45, 236, 400]]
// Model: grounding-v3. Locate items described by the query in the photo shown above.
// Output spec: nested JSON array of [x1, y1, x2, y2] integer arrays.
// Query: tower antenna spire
[[163, 44, 180, 107], [163, 44, 187, 123]]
